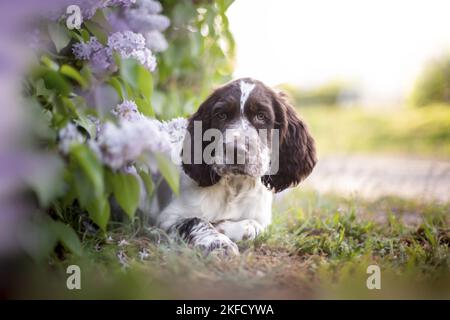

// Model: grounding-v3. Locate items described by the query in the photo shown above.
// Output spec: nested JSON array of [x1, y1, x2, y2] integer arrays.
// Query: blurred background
[[228, 0, 450, 203], [0, 0, 448, 299]]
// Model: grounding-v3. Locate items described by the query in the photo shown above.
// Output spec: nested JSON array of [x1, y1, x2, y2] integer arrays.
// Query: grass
[[14, 189, 450, 299], [297, 104, 450, 159]]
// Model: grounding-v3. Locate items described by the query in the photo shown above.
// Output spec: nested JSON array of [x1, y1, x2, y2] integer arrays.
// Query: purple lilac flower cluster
[[72, 31, 157, 72], [109, 0, 170, 52], [59, 100, 187, 170], [112, 100, 143, 122]]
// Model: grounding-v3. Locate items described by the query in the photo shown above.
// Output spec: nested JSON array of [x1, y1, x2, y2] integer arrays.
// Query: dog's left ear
[[262, 91, 317, 192]]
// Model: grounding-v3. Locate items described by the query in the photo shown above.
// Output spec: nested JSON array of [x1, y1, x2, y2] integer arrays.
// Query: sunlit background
[[228, 0, 450, 105]]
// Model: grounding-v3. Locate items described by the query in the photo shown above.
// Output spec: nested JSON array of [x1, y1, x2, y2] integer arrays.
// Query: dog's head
[[182, 78, 317, 192]]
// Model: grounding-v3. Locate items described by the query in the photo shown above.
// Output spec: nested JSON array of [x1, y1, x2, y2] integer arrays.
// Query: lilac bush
[[1, 0, 234, 260]]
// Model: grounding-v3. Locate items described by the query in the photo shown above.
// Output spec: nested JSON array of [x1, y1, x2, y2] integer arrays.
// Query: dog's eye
[[256, 112, 266, 121], [216, 112, 227, 120]]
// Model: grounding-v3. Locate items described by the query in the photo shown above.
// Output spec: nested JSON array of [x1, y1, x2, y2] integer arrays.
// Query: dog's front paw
[[242, 219, 264, 241], [173, 217, 240, 256], [215, 219, 264, 242], [199, 233, 240, 256]]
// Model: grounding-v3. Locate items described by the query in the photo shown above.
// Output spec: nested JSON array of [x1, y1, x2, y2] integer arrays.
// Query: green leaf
[[47, 22, 71, 53], [91, 9, 112, 33], [137, 65, 153, 100], [108, 77, 124, 101], [86, 196, 110, 232], [41, 55, 59, 71], [70, 145, 104, 201], [22, 216, 59, 263], [120, 59, 154, 103], [155, 153, 180, 195], [25, 154, 65, 207], [107, 171, 141, 219], [69, 30, 84, 42], [80, 65, 92, 85], [120, 58, 139, 88], [74, 113, 97, 139], [51, 221, 83, 256], [43, 70, 71, 96], [84, 20, 108, 44], [135, 97, 154, 117], [34, 79, 53, 97], [122, 80, 135, 100], [138, 169, 154, 197], [80, 29, 90, 42], [60, 65, 88, 89]]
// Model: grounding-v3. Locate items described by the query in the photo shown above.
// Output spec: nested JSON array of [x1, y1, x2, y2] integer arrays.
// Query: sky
[[227, 0, 450, 104]]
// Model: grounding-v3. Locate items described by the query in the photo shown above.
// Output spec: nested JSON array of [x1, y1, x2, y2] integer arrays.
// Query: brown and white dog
[[148, 78, 316, 255]]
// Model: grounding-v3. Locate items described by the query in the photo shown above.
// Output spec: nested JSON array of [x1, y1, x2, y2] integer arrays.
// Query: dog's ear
[[262, 91, 317, 192], [181, 94, 221, 187]]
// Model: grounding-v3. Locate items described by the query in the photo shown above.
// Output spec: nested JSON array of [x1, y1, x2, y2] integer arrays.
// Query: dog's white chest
[[157, 173, 273, 228]]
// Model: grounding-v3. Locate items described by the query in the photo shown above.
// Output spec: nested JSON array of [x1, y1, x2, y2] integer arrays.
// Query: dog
[[147, 78, 317, 255]]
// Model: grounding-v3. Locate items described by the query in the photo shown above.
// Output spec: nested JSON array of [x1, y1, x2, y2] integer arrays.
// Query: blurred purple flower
[[141, 0, 163, 14], [58, 123, 84, 154], [145, 30, 168, 52], [90, 47, 114, 72], [79, 0, 105, 20], [107, 0, 136, 7], [73, 31, 157, 72], [26, 29, 42, 50], [72, 37, 103, 60], [125, 9, 170, 32], [108, 14, 131, 32], [47, 0, 137, 21], [108, 0, 170, 53], [108, 31, 157, 71], [112, 100, 143, 122]]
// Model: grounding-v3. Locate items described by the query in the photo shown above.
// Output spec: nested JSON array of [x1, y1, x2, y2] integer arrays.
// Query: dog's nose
[[224, 142, 247, 165]]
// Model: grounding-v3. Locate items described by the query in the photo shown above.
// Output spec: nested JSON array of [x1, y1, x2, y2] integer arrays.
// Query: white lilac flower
[[94, 116, 171, 170], [159, 118, 188, 144], [108, 31, 146, 58], [89, 101, 186, 170], [88, 139, 102, 161], [144, 30, 168, 52], [58, 123, 84, 154], [112, 100, 143, 122], [131, 48, 157, 72], [72, 37, 103, 60], [95, 122, 128, 169], [107, 31, 157, 71], [158, 118, 188, 165]]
